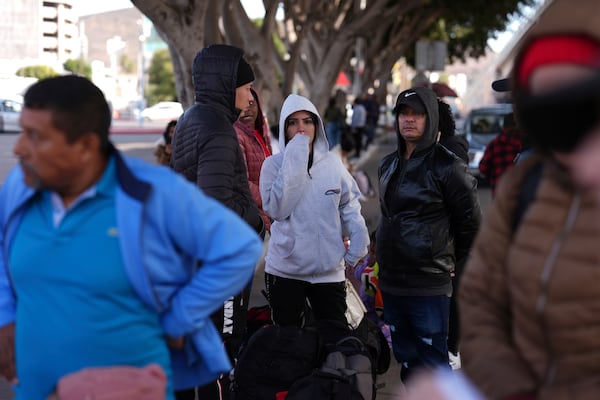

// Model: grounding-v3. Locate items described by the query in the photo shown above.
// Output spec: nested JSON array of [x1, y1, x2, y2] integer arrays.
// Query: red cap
[[517, 34, 600, 88]]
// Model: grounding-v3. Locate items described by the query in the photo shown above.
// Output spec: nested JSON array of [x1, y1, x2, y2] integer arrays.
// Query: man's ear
[[77, 133, 103, 160]]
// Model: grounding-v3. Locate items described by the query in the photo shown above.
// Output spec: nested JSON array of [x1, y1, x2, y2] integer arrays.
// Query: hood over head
[[192, 44, 251, 122], [393, 87, 439, 157], [278, 94, 329, 154]]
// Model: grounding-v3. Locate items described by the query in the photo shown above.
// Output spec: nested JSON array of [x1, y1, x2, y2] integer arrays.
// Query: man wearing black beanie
[[236, 57, 255, 88], [171, 44, 262, 400]]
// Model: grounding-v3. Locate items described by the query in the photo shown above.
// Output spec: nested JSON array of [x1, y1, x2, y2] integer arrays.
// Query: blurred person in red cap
[[460, 32, 600, 400]]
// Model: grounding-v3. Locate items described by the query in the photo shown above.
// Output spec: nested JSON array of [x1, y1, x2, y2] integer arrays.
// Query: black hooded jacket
[[376, 87, 481, 296], [171, 44, 263, 235]]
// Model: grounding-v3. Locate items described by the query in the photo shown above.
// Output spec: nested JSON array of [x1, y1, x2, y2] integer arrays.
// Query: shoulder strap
[[511, 160, 543, 234]]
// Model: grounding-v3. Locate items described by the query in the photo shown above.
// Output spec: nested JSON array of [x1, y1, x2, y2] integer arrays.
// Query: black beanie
[[236, 58, 255, 88]]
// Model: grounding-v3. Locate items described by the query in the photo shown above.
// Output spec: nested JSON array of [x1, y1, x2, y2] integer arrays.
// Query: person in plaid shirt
[[478, 112, 525, 195]]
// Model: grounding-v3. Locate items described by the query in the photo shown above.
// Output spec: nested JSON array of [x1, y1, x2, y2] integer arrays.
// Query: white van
[[461, 103, 513, 177]]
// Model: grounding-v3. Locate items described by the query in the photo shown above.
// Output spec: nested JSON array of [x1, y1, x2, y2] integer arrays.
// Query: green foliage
[[403, 0, 537, 65], [119, 54, 136, 74], [15, 65, 60, 80], [63, 58, 92, 79], [146, 48, 177, 105]]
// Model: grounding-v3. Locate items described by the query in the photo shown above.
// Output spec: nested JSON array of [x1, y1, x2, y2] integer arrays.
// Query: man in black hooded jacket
[[376, 86, 481, 382], [171, 44, 263, 400]]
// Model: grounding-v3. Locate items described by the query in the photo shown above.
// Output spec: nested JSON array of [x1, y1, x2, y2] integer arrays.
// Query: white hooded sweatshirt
[[260, 94, 369, 283]]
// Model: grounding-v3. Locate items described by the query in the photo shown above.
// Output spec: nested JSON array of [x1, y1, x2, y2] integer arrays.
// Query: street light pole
[[138, 34, 146, 127], [138, 18, 151, 127]]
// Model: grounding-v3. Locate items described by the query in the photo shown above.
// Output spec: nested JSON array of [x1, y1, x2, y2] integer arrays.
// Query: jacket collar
[[110, 143, 152, 202]]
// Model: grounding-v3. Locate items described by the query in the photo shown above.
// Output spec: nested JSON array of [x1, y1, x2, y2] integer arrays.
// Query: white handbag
[[345, 278, 367, 329]]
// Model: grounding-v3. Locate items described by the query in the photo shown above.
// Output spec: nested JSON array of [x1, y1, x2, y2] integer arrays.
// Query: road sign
[[415, 40, 447, 71]]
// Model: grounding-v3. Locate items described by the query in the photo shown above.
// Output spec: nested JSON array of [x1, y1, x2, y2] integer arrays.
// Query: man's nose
[[13, 133, 26, 157]]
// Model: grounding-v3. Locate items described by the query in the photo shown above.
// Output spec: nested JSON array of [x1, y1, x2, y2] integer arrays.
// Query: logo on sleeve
[[325, 188, 341, 195]]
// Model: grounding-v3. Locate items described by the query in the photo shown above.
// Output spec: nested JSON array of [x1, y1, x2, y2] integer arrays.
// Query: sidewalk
[[110, 118, 165, 134]]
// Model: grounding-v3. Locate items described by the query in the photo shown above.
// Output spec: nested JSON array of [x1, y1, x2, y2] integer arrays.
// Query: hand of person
[[0, 323, 16, 382], [166, 336, 185, 350]]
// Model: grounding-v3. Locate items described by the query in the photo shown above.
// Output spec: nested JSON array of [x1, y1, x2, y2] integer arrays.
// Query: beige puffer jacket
[[460, 154, 600, 400]]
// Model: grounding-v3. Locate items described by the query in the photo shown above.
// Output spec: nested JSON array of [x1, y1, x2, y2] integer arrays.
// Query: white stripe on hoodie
[[260, 94, 369, 283]]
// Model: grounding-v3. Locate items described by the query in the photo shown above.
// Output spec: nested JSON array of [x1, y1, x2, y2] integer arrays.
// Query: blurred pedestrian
[[350, 98, 367, 158], [376, 87, 481, 382], [478, 77, 530, 195], [323, 96, 344, 150], [154, 119, 177, 166], [260, 94, 369, 331], [460, 32, 600, 399], [170, 44, 264, 399], [234, 88, 273, 232], [478, 112, 526, 195], [363, 94, 380, 149], [0, 75, 262, 399]]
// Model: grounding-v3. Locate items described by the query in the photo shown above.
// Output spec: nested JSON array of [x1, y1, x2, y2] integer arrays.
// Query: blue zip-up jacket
[[0, 146, 262, 390]]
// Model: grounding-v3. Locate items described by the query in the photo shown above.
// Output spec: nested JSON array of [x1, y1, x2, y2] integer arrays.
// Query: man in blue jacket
[[0, 75, 262, 400]]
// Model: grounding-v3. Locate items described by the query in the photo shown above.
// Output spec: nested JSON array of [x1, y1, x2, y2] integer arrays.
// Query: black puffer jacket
[[171, 44, 263, 235], [376, 87, 481, 296]]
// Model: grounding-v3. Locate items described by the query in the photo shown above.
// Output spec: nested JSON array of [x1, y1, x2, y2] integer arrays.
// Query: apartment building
[[0, 0, 79, 76]]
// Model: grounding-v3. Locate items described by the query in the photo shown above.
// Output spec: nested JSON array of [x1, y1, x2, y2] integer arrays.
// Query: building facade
[[0, 0, 79, 77]]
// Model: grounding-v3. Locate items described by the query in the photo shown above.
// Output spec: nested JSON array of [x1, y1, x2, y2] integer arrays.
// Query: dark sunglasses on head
[[516, 74, 600, 153]]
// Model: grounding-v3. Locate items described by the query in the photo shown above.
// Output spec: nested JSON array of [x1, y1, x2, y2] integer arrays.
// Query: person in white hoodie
[[260, 94, 369, 329]]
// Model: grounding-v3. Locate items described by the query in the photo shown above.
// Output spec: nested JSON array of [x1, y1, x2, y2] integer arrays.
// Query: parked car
[[461, 103, 513, 177], [140, 101, 183, 121], [0, 97, 22, 132]]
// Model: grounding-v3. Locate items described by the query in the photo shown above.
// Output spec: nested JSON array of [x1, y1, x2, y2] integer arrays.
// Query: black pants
[[447, 290, 460, 355], [352, 127, 364, 157], [175, 279, 252, 400], [265, 272, 347, 327]]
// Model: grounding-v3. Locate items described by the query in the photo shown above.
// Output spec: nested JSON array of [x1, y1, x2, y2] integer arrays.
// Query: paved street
[[0, 123, 491, 399]]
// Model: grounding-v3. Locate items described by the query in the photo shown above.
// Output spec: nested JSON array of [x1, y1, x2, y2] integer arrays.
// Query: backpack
[[511, 159, 543, 233], [286, 335, 374, 400], [245, 304, 273, 339], [231, 324, 321, 400], [359, 317, 391, 376]]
